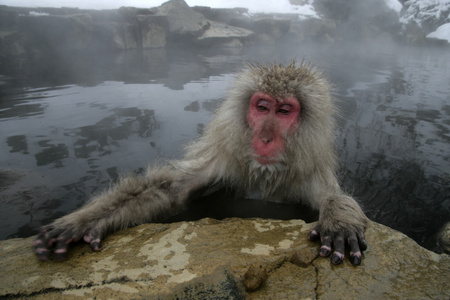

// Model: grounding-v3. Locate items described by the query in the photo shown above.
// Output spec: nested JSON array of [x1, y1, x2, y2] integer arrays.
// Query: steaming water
[[0, 43, 449, 252]]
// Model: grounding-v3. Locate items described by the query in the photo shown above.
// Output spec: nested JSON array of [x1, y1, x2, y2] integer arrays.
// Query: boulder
[[137, 15, 167, 49], [197, 20, 254, 47], [91, 8, 167, 50], [0, 218, 449, 299], [154, 0, 209, 39], [193, 7, 293, 45], [0, 6, 168, 55], [92, 16, 167, 51], [18, 13, 93, 51], [92, 21, 137, 50], [153, 0, 254, 47]]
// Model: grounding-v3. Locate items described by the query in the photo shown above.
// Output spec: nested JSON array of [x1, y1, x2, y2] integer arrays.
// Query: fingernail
[[350, 255, 361, 265], [331, 252, 344, 265], [320, 246, 331, 257]]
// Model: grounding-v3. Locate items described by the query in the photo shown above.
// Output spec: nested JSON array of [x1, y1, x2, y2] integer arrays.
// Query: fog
[[0, 0, 449, 255], [0, 0, 304, 13]]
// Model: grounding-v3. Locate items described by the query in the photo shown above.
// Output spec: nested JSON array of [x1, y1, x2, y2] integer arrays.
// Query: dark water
[[0, 42, 449, 253]]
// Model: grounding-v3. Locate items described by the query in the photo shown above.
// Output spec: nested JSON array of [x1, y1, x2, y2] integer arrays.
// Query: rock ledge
[[0, 218, 449, 299]]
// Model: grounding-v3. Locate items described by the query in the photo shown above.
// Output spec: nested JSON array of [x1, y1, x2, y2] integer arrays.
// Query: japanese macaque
[[34, 61, 368, 265]]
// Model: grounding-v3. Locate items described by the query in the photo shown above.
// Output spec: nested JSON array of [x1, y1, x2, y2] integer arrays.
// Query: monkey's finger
[[320, 235, 332, 257], [348, 233, 362, 265], [53, 229, 81, 261], [357, 231, 368, 251], [307, 225, 321, 241], [54, 237, 70, 261], [331, 234, 345, 265], [90, 238, 102, 252], [33, 238, 51, 261], [83, 231, 103, 252], [33, 226, 58, 261]]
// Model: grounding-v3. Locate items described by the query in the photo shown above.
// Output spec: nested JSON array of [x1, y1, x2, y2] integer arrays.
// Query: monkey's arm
[[33, 166, 205, 261], [301, 173, 368, 265]]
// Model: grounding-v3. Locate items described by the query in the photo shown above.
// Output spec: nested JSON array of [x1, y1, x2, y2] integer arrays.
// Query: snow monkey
[[34, 61, 368, 265]]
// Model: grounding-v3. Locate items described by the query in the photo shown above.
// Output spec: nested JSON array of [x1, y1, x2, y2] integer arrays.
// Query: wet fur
[[35, 61, 368, 261]]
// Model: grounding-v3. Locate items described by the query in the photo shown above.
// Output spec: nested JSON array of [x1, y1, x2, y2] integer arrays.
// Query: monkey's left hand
[[307, 195, 368, 265], [308, 224, 367, 265]]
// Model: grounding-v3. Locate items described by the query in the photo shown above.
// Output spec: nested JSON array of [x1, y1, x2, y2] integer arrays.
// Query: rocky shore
[[1, 218, 449, 299]]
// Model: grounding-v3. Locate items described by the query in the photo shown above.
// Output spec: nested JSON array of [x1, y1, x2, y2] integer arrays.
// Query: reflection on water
[[0, 43, 449, 253]]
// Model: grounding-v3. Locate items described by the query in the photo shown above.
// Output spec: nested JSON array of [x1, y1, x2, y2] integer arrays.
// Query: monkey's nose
[[261, 137, 273, 144]]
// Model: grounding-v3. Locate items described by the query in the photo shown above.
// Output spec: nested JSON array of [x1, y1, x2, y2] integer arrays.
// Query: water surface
[[0, 43, 449, 252]]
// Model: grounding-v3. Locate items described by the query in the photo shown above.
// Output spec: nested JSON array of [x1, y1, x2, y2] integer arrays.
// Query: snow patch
[[384, 0, 403, 14], [20, 11, 50, 16], [427, 22, 450, 42]]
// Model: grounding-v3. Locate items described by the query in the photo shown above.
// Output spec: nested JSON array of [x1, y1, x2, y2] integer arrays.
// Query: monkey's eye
[[255, 99, 271, 113], [277, 105, 293, 115]]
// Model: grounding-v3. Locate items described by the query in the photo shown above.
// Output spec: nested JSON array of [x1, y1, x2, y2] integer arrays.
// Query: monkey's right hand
[[33, 220, 103, 261], [33, 170, 185, 261]]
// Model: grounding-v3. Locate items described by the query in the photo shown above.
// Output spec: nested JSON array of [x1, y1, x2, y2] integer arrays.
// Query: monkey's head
[[223, 61, 336, 168]]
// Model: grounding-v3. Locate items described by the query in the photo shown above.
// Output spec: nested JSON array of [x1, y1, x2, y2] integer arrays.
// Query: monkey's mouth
[[254, 156, 278, 165]]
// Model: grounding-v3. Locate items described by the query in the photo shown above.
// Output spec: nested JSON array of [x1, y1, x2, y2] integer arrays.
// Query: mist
[[0, 0, 449, 256], [0, 0, 304, 13]]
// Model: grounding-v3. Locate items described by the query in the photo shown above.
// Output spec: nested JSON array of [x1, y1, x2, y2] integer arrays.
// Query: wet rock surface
[[0, 218, 449, 299]]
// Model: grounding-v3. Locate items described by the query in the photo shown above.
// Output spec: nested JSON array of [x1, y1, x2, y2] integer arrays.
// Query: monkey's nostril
[[262, 137, 273, 144]]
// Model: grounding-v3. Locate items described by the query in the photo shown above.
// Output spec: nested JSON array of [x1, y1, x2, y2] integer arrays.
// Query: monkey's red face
[[247, 92, 300, 165]]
